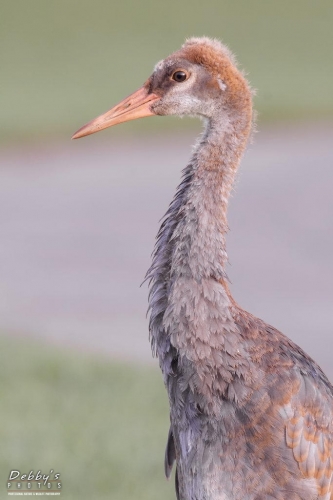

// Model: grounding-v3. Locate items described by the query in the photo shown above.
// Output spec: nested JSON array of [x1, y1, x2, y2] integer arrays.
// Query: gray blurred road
[[0, 122, 332, 380]]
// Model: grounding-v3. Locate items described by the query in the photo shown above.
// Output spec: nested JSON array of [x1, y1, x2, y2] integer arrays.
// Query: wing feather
[[285, 372, 333, 499], [165, 426, 176, 479]]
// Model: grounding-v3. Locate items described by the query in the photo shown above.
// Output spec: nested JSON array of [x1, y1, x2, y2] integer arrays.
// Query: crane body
[[73, 37, 333, 500]]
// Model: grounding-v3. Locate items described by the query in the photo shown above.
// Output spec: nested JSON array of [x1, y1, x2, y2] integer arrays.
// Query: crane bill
[[72, 86, 160, 139]]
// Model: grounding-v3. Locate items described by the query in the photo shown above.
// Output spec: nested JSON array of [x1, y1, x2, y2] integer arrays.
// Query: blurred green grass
[[0, 336, 173, 500], [1, 0, 333, 143]]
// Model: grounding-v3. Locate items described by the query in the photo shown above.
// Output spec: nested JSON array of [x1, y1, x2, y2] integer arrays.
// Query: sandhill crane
[[73, 37, 333, 500]]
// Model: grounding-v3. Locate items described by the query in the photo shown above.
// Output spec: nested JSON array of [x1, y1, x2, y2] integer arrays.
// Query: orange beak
[[72, 85, 160, 139]]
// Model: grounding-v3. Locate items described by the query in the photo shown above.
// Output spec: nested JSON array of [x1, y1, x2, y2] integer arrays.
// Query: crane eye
[[172, 70, 188, 82]]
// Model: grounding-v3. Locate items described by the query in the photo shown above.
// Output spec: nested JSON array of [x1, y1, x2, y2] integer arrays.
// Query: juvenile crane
[[73, 38, 333, 500]]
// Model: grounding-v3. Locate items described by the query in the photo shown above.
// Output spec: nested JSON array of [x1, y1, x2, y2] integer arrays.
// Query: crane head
[[72, 37, 251, 140]]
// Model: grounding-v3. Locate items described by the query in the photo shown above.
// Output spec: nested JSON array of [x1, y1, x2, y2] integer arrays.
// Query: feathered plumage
[[73, 37, 333, 500]]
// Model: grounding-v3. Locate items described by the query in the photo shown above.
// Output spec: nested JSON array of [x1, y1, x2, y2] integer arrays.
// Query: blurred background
[[1, 1, 333, 498]]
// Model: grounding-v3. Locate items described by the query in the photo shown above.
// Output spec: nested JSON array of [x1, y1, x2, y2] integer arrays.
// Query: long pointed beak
[[72, 85, 160, 139]]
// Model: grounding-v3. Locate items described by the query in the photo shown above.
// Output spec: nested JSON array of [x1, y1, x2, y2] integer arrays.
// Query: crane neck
[[148, 106, 252, 397], [170, 109, 252, 283]]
